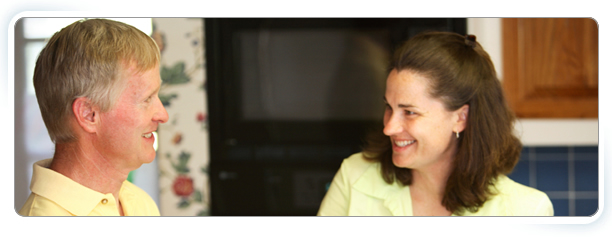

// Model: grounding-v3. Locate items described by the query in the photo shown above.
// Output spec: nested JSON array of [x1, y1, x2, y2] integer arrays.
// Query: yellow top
[[19, 159, 160, 216], [317, 153, 554, 216]]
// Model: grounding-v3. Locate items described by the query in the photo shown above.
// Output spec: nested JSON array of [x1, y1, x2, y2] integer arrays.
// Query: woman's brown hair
[[363, 31, 521, 215]]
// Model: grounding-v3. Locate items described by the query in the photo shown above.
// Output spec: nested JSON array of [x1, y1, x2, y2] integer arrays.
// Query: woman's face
[[383, 69, 467, 171]]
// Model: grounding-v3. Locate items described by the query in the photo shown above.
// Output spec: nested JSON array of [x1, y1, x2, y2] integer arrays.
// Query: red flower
[[172, 175, 194, 197], [172, 133, 182, 145], [197, 112, 206, 122]]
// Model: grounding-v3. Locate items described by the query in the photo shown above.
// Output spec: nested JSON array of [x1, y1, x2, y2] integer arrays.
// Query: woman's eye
[[405, 110, 416, 116]]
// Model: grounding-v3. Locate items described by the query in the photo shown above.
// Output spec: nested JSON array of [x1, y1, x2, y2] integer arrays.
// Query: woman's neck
[[408, 153, 454, 216]]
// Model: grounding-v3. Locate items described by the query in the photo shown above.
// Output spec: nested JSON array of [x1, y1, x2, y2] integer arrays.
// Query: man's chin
[[138, 150, 157, 165], [143, 154, 156, 164]]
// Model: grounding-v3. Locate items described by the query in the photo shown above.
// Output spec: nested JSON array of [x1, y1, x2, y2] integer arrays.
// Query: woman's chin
[[391, 153, 413, 169]]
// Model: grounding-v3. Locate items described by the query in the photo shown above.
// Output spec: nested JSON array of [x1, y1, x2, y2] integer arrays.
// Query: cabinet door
[[502, 18, 598, 118]]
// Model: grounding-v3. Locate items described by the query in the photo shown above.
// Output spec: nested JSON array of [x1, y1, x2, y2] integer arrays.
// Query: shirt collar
[[350, 158, 508, 216], [30, 159, 110, 216], [352, 162, 413, 216]]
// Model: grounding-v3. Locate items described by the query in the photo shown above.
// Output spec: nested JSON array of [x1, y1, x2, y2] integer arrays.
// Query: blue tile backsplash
[[507, 146, 599, 216], [536, 160, 569, 191]]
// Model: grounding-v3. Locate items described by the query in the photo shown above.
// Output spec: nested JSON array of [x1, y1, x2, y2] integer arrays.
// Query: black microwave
[[205, 18, 467, 215]]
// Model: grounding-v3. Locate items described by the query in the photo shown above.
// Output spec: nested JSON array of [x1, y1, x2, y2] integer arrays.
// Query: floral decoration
[[172, 133, 182, 145], [167, 151, 206, 209], [173, 175, 194, 197], [196, 112, 208, 130], [154, 18, 209, 216]]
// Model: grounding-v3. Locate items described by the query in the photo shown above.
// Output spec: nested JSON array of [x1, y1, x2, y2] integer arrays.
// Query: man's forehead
[[116, 56, 155, 76]]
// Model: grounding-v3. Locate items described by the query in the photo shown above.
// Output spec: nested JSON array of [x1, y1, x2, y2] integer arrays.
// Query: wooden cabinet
[[502, 18, 598, 118]]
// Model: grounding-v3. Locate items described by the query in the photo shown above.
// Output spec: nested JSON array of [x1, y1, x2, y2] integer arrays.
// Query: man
[[19, 19, 168, 216]]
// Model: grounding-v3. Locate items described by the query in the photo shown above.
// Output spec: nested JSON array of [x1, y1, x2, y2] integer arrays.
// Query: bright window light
[[23, 18, 152, 39]]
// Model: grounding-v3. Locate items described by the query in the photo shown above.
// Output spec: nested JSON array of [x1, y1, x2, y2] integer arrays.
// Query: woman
[[317, 31, 553, 216]]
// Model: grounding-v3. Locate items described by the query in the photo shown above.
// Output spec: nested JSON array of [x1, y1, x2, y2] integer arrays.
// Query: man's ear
[[454, 104, 469, 133], [72, 97, 98, 134]]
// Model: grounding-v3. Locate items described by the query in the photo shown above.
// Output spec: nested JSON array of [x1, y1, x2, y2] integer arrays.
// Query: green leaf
[[161, 62, 190, 85], [170, 151, 192, 174], [159, 93, 178, 107], [178, 151, 191, 165], [193, 190, 202, 202], [196, 210, 210, 216], [178, 199, 190, 209], [171, 164, 189, 174]]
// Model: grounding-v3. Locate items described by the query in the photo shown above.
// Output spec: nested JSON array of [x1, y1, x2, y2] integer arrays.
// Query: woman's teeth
[[394, 140, 415, 147], [143, 133, 153, 138]]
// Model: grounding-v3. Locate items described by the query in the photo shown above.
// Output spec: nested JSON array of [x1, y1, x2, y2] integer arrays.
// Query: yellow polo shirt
[[19, 159, 160, 216], [317, 153, 554, 216]]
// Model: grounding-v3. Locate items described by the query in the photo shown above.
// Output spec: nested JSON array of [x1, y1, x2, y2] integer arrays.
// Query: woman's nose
[[383, 114, 402, 136]]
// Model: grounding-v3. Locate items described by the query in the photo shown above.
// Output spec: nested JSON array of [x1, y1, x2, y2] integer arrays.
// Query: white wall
[[467, 18, 598, 146]]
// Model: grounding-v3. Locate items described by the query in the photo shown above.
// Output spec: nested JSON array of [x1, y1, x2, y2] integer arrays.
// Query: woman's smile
[[392, 139, 416, 148]]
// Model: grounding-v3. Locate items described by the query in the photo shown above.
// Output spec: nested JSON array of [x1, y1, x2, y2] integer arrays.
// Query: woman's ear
[[72, 97, 98, 134], [454, 104, 469, 133]]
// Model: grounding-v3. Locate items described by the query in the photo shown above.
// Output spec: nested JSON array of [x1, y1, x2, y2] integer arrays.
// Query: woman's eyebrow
[[384, 96, 415, 108], [398, 104, 415, 108]]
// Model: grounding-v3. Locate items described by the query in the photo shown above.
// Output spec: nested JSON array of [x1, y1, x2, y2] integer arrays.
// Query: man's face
[[94, 64, 168, 171]]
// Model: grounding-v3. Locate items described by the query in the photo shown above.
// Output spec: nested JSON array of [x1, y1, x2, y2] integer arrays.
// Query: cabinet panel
[[502, 18, 598, 118]]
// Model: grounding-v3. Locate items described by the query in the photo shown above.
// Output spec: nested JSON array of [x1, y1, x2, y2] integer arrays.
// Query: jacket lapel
[[351, 164, 413, 216]]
